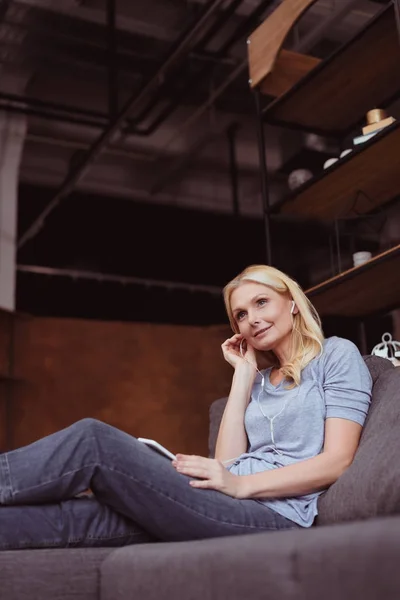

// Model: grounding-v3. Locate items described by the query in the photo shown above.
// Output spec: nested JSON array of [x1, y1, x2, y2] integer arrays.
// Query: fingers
[[189, 479, 214, 489], [221, 334, 242, 348], [173, 455, 219, 481]]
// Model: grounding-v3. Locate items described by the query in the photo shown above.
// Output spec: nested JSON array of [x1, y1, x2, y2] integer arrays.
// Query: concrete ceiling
[[1, 0, 383, 220]]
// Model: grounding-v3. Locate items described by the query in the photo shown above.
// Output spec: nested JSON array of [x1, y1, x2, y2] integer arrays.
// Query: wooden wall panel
[[10, 317, 232, 456]]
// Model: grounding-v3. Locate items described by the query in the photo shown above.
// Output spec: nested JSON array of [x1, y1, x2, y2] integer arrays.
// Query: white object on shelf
[[353, 251, 372, 267], [323, 157, 338, 169], [287, 169, 313, 190], [353, 131, 378, 145], [371, 333, 400, 366], [340, 149, 353, 158]]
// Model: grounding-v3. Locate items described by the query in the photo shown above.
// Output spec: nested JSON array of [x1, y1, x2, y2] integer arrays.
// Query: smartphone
[[138, 437, 176, 461]]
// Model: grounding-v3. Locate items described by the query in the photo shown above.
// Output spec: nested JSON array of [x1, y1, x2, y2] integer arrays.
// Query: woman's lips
[[254, 325, 272, 338]]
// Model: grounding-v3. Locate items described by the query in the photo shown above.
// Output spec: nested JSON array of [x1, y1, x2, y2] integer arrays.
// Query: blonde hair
[[223, 264, 324, 387]]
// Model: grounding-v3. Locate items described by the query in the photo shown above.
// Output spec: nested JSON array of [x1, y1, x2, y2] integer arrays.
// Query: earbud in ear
[[239, 338, 245, 357], [290, 300, 295, 315]]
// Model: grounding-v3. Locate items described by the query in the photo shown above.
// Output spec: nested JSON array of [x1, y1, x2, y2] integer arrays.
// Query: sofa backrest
[[208, 356, 399, 524], [317, 356, 399, 525]]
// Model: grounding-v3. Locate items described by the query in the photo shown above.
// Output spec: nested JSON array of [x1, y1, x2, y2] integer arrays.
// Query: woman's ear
[[290, 300, 299, 315]]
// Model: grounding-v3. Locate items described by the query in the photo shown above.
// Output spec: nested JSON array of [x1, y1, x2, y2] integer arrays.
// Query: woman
[[0, 264, 372, 549]]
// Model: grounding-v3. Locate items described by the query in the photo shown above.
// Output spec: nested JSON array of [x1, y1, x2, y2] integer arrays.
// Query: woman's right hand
[[221, 334, 257, 370]]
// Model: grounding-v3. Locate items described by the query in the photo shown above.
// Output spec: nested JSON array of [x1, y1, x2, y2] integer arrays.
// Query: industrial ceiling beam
[[17, 0, 227, 250]]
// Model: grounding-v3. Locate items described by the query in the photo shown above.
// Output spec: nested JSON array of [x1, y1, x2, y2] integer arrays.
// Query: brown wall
[[4, 315, 232, 455], [0, 309, 14, 450]]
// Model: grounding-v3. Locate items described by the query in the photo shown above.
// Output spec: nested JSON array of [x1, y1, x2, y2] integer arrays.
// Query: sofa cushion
[[317, 363, 400, 524], [0, 548, 113, 600], [208, 397, 227, 458], [363, 354, 394, 384], [101, 516, 400, 600]]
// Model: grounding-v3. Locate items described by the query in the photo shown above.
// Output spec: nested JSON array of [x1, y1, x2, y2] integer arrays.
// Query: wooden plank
[[277, 121, 400, 220], [260, 50, 321, 98], [262, 5, 400, 134], [306, 245, 400, 317], [248, 0, 317, 89]]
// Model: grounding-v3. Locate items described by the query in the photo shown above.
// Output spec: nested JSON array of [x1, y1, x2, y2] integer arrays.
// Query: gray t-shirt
[[227, 336, 373, 527]]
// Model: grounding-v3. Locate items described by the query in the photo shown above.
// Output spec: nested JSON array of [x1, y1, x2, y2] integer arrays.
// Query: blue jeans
[[0, 419, 298, 549]]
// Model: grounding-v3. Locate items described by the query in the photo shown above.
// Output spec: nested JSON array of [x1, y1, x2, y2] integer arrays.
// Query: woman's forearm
[[238, 452, 351, 499], [215, 363, 256, 463]]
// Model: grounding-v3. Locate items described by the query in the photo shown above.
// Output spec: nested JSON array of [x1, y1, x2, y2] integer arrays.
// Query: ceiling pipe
[[126, 0, 275, 136], [17, 264, 222, 295], [127, 0, 246, 128], [17, 0, 228, 250], [0, 0, 274, 136]]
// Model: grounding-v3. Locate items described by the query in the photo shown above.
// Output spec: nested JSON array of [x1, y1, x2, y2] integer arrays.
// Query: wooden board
[[306, 244, 400, 317], [248, 0, 317, 88], [261, 5, 400, 135]]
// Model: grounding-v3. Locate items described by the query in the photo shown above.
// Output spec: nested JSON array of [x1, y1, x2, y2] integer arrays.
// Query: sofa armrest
[[101, 516, 400, 600], [208, 397, 227, 458]]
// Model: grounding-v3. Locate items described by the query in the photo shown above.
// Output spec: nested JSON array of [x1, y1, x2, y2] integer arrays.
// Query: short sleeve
[[322, 338, 373, 426]]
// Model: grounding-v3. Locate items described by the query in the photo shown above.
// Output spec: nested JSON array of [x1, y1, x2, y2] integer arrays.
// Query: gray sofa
[[1, 355, 399, 600]]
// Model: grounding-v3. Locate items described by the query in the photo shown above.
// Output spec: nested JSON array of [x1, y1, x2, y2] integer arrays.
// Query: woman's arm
[[238, 417, 362, 499], [175, 417, 362, 499], [214, 362, 256, 463]]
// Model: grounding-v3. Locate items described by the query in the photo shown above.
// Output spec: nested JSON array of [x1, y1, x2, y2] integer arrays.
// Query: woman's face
[[230, 281, 294, 354]]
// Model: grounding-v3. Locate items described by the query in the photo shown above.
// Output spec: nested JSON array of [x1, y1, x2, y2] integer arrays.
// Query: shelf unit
[[247, 0, 400, 331], [306, 244, 400, 317], [272, 121, 400, 220], [258, 4, 400, 136]]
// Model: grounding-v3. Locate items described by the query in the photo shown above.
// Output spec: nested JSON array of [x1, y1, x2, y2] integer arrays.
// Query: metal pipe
[[127, 0, 274, 136], [107, 0, 118, 117], [129, 0, 245, 128], [0, 91, 107, 121], [394, 0, 400, 46], [25, 132, 155, 162], [150, 130, 223, 194], [254, 89, 272, 265], [0, 101, 106, 129], [17, 265, 222, 296], [227, 123, 240, 217], [154, 57, 247, 159], [17, 0, 227, 250]]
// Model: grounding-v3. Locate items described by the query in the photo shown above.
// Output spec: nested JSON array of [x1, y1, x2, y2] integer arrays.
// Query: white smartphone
[[137, 437, 176, 461]]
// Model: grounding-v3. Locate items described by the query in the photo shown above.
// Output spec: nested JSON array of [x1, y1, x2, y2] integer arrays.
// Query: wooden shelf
[[306, 244, 400, 317], [272, 121, 400, 220], [262, 5, 400, 135]]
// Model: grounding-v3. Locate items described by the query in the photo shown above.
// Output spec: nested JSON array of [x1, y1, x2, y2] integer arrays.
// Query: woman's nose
[[248, 312, 260, 326]]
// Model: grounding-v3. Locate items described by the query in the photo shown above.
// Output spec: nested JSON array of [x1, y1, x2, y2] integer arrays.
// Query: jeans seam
[[0, 453, 13, 503], [69, 531, 148, 542], [101, 464, 292, 531], [10, 462, 98, 496]]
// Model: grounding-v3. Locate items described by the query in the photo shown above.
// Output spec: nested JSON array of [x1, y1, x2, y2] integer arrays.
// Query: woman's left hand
[[172, 455, 244, 499]]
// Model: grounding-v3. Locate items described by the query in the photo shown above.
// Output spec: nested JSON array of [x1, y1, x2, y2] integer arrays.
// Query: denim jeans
[[0, 418, 298, 549]]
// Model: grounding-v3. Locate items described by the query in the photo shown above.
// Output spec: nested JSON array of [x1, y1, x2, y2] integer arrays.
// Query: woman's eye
[[257, 298, 268, 306], [237, 311, 246, 321]]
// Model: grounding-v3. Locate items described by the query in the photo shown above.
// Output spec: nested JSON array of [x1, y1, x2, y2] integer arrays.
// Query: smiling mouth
[[254, 326, 272, 338]]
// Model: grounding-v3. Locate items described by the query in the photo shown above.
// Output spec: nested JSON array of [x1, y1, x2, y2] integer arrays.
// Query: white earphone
[[290, 300, 295, 314]]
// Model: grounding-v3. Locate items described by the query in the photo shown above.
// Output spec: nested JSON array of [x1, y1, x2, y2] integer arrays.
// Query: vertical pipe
[[227, 123, 240, 218], [254, 89, 272, 265], [394, 0, 400, 45], [107, 0, 118, 117], [334, 218, 342, 273], [358, 320, 368, 355]]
